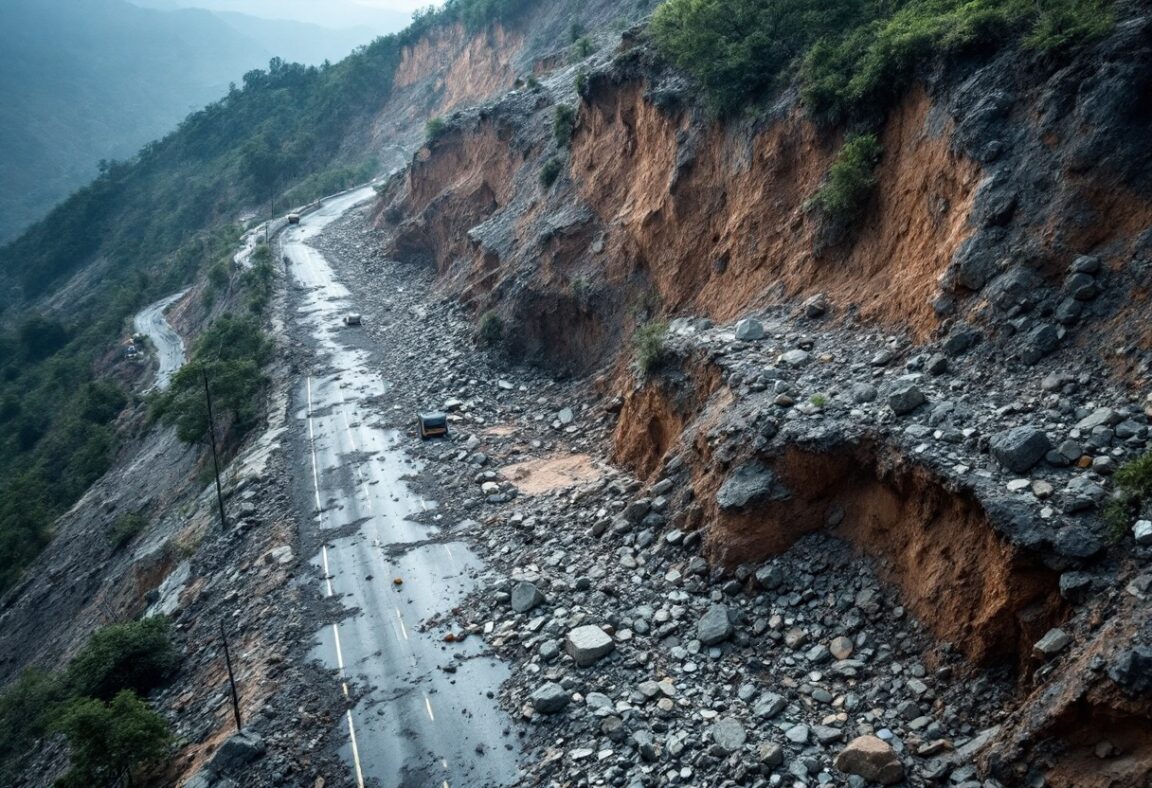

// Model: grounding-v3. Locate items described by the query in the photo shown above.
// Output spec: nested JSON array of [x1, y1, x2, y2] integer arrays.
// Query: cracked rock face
[[716, 461, 791, 510]]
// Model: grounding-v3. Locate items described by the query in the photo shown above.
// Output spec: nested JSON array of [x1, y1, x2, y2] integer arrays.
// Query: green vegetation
[[1104, 452, 1152, 540], [65, 617, 178, 701], [0, 618, 176, 784], [540, 157, 565, 187], [425, 116, 447, 142], [650, 0, 1115, 119], [809, 393, 828, 407], [52, 691, 171, 787], [811, 133, 883, 225], [279, 159, 378, 209], [572, 36, 596, 60], [107, 513, 147, 550], [554, 105, 576, 147], [477, 310, 504, 345], [633, 321, 670, 374], [152, 315, 272, 444]]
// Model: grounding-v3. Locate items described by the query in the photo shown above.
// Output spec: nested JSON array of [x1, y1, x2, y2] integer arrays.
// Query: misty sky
[[129, 0, 441, 31]]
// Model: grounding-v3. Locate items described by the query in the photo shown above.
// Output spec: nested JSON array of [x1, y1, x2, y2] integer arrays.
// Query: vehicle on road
[[343, 313, 362, 326], [287, 212, 301, 224], [417, 411, 448, 440]]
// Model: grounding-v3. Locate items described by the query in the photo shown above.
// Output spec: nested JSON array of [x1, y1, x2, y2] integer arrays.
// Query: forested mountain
[[0, 0, 382, 244]]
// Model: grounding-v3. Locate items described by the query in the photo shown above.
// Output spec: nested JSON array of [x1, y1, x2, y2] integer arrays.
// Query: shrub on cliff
[[65, 617, 178, 701], [554, 105, 576, 147], [540, 157, 564, 187], [52, 691, 171, 788], [811, 133, 882, 228], [425, 116, 446, 143], [633, 321, 669, 374], [477, 310, 504, 346]]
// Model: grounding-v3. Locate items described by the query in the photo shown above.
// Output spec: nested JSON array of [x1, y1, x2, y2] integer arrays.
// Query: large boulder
[[717, 461, 791, 511], [565, 625, 615, 667], [696, 604, 733, 646], [834, 735, 905, 785], [711, 717, 747, 753], [530, 682, 570, 713], [735, 318, 765, 341], [206, 731, 266, 776], [510, 581, 545, 613], [990, 427, 1051, 473]]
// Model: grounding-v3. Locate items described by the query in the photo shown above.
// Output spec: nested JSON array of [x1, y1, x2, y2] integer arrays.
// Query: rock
[[926, 353, 949, 375], [1065, 272, 1100, 301], [754, 563, 783, 591], [557, 407, 575, 425], [207, 731, 266, 775], [753, 692, 786, 718], [1108, 645, 1152, 695], [888, 383, 926, 416], [696, 604, 733, 645], [851, 383, 878, 404], [1071, 255, 1101, 274], [1059, 571, 1094, 603], [1020, 323, 1060, 365], [834, 736, 905, 785], [1135, 520, 1152, 546], [829, 635, 854, 660], [510, 582, 545, 613], [757, 742, 784, 766], [711, 717, 747, 753], [735, 318, 765, 341], [943, 327, 980, 356], [989, 427, 1051, 473], [716, 461, 791, 510], [531, 682, 570, 714], [1077, 407, 1120, 431], [565, 625, 615, 667], [779, 349, 811, 367], [1034, 628, 1072, 658], [802, 293, 829, 318], [784, 724, 809, 744]]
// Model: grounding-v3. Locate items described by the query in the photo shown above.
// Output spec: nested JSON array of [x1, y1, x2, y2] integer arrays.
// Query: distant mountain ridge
[[0, 0, 389, 243]]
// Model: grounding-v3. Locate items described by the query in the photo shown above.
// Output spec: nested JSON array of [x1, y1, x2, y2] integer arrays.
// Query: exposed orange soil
[[501, 454, 603, 495], [571, 84, 980, 339]]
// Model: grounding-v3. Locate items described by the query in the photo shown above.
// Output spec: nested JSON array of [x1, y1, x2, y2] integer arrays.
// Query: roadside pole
[[220, 622, 243, 732], [202, 369, 228, 532]]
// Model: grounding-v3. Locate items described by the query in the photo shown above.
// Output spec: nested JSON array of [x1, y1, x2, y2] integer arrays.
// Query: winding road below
[[283, 188, 521, 788], [133, 289, 188, 392]]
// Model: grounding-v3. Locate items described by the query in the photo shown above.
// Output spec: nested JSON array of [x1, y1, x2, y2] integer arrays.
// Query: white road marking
[[306, 375, 366, 788], [395, 608, 409, 641], [424, 694, 436, 721]]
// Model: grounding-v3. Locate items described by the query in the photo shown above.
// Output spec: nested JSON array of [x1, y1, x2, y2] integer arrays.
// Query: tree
[[52, 691, 171, 787], [65, 617, 178, 701]]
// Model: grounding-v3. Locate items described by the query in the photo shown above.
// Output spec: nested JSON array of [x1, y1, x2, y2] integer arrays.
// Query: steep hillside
[[0, 0, 280, 244]]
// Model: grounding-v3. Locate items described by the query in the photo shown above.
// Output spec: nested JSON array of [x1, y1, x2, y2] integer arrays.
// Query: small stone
[[557, 407, 575, 425], [834, 736, 905, 785], [926, 353, 949, 375], [1133, 520, 1152, 546], [779, 349, 811, 367], [803, 293, 829, 319], [754, 564, 784, 591], [851, 383, 878, 404], [785, 724, 809, 744], [1033, 628, 1072, 658], [1070, 255, 1101, 274], [565, 625, 615, 667], [531, 682, 569, 714], [757, 742, 784, 766]]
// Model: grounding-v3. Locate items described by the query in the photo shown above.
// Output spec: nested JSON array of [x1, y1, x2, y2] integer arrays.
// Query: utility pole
[[220, 622, 243, 733], [202, 369, 228, 533]]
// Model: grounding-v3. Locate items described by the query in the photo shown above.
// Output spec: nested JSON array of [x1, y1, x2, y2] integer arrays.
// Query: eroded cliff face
[[370, 12, 1152, 786]]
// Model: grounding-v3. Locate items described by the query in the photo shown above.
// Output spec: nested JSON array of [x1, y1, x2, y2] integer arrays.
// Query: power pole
[[202, 369, 228, 532], [220, 622, 243, 733]]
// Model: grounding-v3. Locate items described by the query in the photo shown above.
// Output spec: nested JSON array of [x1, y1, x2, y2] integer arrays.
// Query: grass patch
[[1104, 451, 1152, 541], [425, 116, 446, 143]]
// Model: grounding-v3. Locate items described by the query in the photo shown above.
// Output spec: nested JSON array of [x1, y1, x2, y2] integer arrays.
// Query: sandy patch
[[501, 454, 602, 495]]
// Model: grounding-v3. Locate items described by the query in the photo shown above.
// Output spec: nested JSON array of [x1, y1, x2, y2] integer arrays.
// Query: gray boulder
[[565, 624, 615, 667], [1020, 323, 1060, 365], [888, 383, 926, 415], [990, 427, 1051, 473], [510, 581, 545, 613], [717, 461, 790, 510], [697, 604, 733, 645], [735, 318, 765, 341], [207, 731, 266, 776], [834, 736, 905, 785], [711, 717, 747, 753], [531, 682, 570, 713]]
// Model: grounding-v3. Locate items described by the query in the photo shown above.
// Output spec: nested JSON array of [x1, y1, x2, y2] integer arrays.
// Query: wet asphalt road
[[133, 289, 189, 391], [283, 189, 521, 788]]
